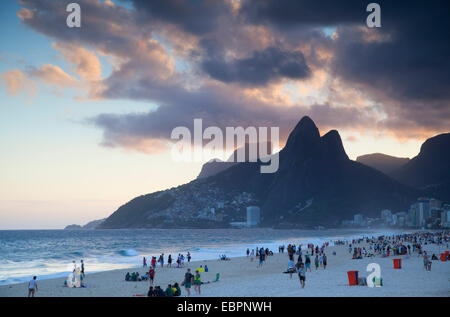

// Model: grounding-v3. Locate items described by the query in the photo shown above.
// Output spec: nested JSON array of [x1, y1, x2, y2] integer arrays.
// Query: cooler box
[[393, 258, 402, 269], [347, 271, 359, 286], [441, 253, 447, 262]]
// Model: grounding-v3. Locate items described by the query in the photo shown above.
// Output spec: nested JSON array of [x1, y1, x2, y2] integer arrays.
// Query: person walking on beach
[[314, 255, 319, 270], [246, 248, 250, 257], [298, 263, 306, 288], [183, 268, 193, 296], [250, 249, 255, 262], [305, 254, 311, 272], [151, 256, 156, 268], [194, 270, 201, 295], [187, 252, 191, 263], [149, 267, 155, 286], [287, 258, 295, 279], [323, 254, 327, 269], [167, 254, 172, 268], [258, 250, 265, 267], [159, 254, 164, 268], [143, 257, 147, 268], [28, 276, 38, 297]]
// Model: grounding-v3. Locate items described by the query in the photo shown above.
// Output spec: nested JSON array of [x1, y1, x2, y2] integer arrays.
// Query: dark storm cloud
[[239, 0, 366, 28], [239, 0, 450, 131], [330, 1, 450, 131], [200, 44, 310, 85], [128, 0, 233, 35]]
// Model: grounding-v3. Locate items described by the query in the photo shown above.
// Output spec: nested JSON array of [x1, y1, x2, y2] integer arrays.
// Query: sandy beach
[[1, 239, 449, 297]]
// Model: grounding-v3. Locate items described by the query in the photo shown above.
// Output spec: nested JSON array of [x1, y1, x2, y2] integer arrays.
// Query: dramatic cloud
[[201, 45, 310, 85], [129, 0, 234, 35], [10, 0, 450, 154]]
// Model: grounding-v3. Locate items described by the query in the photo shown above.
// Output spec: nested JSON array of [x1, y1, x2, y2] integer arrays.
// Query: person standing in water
[[81, 259, 85, 278], [28, 276, 38, 297], [187, 252, 191, 263]]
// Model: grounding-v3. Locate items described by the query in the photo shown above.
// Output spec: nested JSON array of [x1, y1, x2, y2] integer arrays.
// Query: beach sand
[[1, 243, 449, 297]]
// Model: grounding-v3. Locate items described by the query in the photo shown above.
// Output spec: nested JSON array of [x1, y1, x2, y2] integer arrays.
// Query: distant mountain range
[[356, 153, 410, 175], [96, 116, 450, 229], [197, 142, 272, 179], [390, 133, 450, 201]]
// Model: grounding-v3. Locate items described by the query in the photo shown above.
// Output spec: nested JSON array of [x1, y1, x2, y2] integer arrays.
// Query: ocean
[[0, 228, 402, 285]]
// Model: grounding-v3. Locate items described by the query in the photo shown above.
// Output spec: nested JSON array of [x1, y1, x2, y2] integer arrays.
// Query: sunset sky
[[1, 0, 449, 229]]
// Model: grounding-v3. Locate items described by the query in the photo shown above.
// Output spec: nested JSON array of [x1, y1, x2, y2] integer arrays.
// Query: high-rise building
[[354, 214, 364, 225], [381, 209, 392, 222], [246, 206, 260, 227]]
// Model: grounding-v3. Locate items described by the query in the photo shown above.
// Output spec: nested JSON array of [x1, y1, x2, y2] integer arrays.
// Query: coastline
[[0, 228, 412, 286], [1, 231, 449, 297]]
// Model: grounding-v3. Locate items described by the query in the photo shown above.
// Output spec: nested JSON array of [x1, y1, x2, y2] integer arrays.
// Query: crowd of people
[[345, 231, 449, 271], [281, 242, 330, 288], [25, 231, 448, 296], [143, 252, 192, 270]]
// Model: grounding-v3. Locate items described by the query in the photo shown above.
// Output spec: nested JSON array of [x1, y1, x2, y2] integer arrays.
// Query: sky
[[0, 0, 449, 229]]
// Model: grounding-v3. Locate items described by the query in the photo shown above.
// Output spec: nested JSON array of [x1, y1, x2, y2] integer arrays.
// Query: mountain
[[99, 116, 418, 229], [356, 153, 409, 175], [197, 142, 272, 179], [64, 218, 105, 230], [197, 159, 237, 179], [391, 133, 450, 201]]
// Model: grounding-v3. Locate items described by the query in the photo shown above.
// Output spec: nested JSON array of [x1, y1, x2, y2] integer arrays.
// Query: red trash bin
[[441, 253, 447, 261], [393, 258, 401, 269], [347, 271, 359, 286]]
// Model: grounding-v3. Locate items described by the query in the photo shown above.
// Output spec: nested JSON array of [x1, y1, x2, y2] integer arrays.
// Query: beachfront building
[[246, 206, 261, 227], [409, 198, 430, 227], [353, 214, 365, 226], [441, 206, 450, 228], [407, 198, 446, 228], [381, 209, 392, 223]]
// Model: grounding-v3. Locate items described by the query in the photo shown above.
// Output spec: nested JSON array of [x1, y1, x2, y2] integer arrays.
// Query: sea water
[[0, 228, 405, 285]]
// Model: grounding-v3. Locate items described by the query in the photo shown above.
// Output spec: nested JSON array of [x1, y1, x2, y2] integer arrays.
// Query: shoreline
[[0, 228, 415, 287], [1, 230, 449, 297]]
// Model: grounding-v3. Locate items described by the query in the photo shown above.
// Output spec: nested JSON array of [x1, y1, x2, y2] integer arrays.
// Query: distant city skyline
[[1, 1, 449, 229]]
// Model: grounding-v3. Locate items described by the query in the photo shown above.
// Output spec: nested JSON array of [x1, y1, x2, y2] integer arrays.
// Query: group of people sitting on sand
[[147, 283, 182, 297], [125, 271, 148, 282]]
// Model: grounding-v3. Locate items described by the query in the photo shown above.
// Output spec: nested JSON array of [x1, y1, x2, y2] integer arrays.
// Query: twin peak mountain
[[99, 116, 448, 229]]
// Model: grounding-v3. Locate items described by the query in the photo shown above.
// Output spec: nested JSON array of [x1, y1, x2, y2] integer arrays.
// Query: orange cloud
[[31, 64, 77, 88], [53, 42, 102, 81], [17, 8, 33, 20], [0, 69, 37, 98]]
